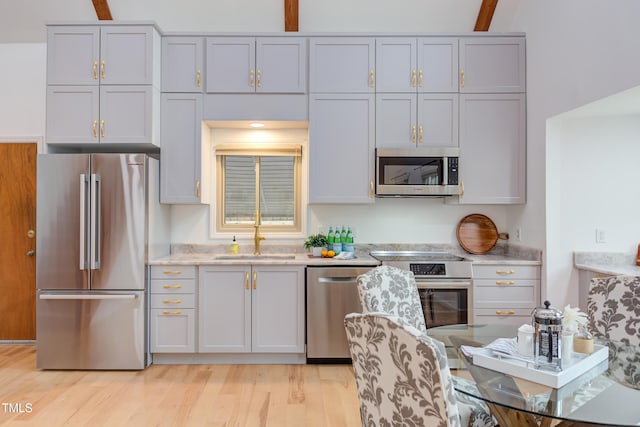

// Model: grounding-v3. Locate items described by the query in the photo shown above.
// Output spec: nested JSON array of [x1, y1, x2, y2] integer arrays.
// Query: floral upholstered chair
[[587, 275, 640, 390], [345, 312, 495, 427], [356, 265, 428, 334], [587, 275, 640, 346]]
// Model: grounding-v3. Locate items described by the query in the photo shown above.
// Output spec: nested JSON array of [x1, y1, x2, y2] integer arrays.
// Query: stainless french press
[[532, 300, 564, 370]]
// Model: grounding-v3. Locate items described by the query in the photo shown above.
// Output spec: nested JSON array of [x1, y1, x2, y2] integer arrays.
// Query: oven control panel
[[410, 263, 446, 276]]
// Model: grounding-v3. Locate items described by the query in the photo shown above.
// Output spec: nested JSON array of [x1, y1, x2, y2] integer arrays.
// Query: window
[[216, 144, 302, 233]]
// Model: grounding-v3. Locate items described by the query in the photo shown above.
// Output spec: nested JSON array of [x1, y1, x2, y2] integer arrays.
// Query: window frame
[[215, 149, 302, 234]]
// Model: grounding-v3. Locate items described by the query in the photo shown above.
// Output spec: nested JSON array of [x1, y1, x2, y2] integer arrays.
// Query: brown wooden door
[[0, 143, 37, 340]]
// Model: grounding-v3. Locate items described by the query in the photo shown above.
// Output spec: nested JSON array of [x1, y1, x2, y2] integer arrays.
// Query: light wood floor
[[0, 345, 362, 426]]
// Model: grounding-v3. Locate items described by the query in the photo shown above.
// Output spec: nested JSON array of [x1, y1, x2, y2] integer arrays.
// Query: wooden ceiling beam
[[284, 0, 299, 32], [474, 0, 498, 31], [92, 0, 113, 20]]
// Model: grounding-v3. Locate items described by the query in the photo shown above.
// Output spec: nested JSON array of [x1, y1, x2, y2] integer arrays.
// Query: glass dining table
[[429, 324, 640, 427]]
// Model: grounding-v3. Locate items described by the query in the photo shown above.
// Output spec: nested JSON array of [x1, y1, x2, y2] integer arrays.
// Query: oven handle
[[416, 280, 471, 288]]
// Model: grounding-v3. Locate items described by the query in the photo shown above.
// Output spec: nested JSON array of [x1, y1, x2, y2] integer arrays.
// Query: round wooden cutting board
[[456, 214, 506, 254]]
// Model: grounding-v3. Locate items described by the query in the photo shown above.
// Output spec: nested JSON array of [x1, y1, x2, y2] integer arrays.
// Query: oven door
[[417, 281, 471, 329]]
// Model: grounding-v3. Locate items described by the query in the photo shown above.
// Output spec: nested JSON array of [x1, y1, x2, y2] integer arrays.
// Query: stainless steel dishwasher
[[306, 266, 372, 362]]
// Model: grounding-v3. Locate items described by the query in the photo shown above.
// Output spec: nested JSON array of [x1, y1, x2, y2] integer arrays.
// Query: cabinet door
[[459, 94, 526, 204], [162, 37, 204, 92], [417, 94, 458, 147], [375, 38, 416, 93], [199, 266, 251, 353], [47, 26, 100, 85], [375, 93, 417, 148], [206, 37, 255, 93], [309, 38, 375, 93], [46, 86, 99, 144], [160, 94, 204, 203], [251, 266, 305, 353], [100, 26, 155, 85], [257, 37, 306, 93], [417, 38, 458, 93], [309, 94, 375, 203], [150, 308, 195, 353], [99, 86, 154, 145], [459, 38, 525, 93]]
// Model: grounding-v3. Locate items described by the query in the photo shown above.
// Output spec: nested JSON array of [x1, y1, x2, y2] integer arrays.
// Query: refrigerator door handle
[[39, 293, 137, 300], [90, 173, 101, 270], [79, 174, 89, 270]]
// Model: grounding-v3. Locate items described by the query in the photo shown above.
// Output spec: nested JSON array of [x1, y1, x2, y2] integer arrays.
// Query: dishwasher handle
[[318, 277, 358, 283]]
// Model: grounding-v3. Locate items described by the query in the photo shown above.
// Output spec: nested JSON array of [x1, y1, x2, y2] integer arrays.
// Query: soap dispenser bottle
[[231, 236, 239, 254]]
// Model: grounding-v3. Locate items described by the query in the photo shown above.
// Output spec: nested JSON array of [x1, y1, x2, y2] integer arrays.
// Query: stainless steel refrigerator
[[36, 153, 170, 370]]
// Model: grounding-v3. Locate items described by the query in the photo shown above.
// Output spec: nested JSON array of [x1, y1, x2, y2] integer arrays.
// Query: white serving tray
[[472, 344, 609, 388]]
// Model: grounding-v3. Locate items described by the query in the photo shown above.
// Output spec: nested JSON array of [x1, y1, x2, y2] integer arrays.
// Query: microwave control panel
[[447, 158, 459, 185]]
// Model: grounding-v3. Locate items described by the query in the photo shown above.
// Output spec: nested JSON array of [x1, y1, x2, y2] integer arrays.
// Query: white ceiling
[[0, 0, 520, 43]]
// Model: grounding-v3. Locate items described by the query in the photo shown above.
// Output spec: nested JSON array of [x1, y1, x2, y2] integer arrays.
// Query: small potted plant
[[304, 233, 328, 257]]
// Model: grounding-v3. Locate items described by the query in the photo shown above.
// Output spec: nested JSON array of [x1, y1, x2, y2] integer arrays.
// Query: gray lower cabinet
[[149, 266, 196, 353], [473, 264, 540, 326], [198, 265, 305, 353]]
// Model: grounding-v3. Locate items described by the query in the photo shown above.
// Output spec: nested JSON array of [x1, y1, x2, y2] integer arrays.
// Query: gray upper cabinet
[[309, 94, 375, 203], [376, 93, 458, 148], [46, 24, 160, 147], [47, 25, 158, 86], [205, 37, 306, 93], [459, 38, 525, 93], [309, 38, 375, 93], [160, 93, 206, 204], [458, 93, 526, 204], [161, 37, 204, 92], [375, 37, 458, 93]]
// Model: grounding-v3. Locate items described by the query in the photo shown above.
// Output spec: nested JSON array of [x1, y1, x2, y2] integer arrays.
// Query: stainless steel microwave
[[375, 147, 460, 196]]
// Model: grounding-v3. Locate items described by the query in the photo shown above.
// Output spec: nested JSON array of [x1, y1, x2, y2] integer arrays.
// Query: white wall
[[547, 114, 640, 307], [0, 44, 46, 139], [495, 0, 640, 306]]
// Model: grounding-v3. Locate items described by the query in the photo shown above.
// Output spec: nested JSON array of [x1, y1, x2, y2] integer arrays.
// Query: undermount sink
[[214, 253, 297, 260]]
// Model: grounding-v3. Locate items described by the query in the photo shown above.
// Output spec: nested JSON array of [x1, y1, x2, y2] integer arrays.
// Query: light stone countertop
[[150, 242, 541, 267], [574, 251, 640, 276]]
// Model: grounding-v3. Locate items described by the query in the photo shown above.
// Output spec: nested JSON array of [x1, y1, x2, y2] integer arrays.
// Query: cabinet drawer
[[474, 280, 538, 308], [150, 279, 195, 294], [473, 265, 540, 280], [150, 293, 195, 309], [474, 308, 531, 326], [150, 265, 196, 279]]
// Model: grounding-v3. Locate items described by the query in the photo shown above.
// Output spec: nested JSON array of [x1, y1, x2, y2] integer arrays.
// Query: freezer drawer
[[36, 290, 146, 370]]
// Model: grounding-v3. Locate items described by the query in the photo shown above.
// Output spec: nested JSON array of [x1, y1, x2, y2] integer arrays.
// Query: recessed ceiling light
[[249, 122, 265, 128]]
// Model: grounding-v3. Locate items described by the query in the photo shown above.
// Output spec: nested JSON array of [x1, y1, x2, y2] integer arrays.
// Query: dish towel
[[460, 337, 518, 358]]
